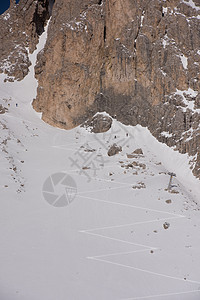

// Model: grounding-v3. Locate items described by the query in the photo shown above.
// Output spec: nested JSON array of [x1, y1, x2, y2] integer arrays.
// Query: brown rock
[[0, 105, 8, 114], [165, 199, 172, 204], [82, 113, 112, 133], [163, 222, 170, 229], [108, 143, 122, 156], [132, 182, 146, 189], [126, 154, 135, 159], [0, 0, 50, 81], [133, 148, 143, 155]]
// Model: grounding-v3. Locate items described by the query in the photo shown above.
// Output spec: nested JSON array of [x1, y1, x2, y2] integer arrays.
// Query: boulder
[[82, 113, 112, 133], [133, 148, 143, 155], [108, 143, 122, 156]]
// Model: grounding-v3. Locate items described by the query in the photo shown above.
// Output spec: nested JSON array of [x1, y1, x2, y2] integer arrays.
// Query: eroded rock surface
[[108, 143, 122, 156], [0, 0, 51, 81], [82, 113, 112, 133]]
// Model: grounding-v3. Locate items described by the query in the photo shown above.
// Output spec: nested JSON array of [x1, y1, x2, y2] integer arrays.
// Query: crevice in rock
[[32, 0, 51, 36], [100, 63, 105, 91], [48, 0, 55, 16], [189, 115, 192, 128], [134, 22, 140, 49], [104, 25, 106, 42], [184, 113, 186, 130], [134, 10, 145, 49]]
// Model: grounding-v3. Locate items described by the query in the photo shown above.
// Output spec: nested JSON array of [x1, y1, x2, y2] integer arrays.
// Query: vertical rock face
[[0, 0, 50, 81], [34, 0, 105, 128], [0, 0, 200, 178]]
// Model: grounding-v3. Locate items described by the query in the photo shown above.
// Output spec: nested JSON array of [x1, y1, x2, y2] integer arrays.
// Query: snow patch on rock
[[181, 0, 200, 11], [179, 54, 188, 69]]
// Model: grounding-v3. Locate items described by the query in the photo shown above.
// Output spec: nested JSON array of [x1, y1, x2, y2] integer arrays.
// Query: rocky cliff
[[0, 0, 200, 178], [0, 0, 50, 81]]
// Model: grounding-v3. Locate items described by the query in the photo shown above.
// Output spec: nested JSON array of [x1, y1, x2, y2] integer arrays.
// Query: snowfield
[[0, 22, 200, 300]]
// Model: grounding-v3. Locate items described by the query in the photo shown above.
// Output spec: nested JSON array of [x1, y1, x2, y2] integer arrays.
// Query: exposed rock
[[0, 0, 51, 81], [32, 0, 200, 178], [169, 189, 179, 194], [165, 199, 172, 204], [82, 166, 90, 170], [108, 143, 122, 156], [133, 148, 143, 155], [132, 161, 146, 169], [82, 113, 112, 133], [132, 181, 146, 189], [126, 154, 135, 159], [121, 160, 146, 169], [1, 0, 200, 179], [163, 222, 170, 229], [84, 147, 96, 152], [0, 105, 8, 114], [127, 149, 143, 159]]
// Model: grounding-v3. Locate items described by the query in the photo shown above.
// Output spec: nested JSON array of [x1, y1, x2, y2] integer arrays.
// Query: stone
[[163, 222, 170, 229], [165, 199, 172, 204], [108, 143, 122, 156], [126, 154, 135, 159], [0, 105, 7, 114], [82, 113, 112, 133], [132, 182, 146, 189], [133, 148, 143, 155]]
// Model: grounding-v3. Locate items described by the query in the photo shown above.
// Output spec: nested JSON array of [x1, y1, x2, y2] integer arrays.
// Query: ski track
[[55, 133, 200, 299]]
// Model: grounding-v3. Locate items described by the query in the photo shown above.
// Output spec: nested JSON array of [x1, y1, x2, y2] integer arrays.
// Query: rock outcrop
[[0, 0, 200, 178], [133, 148, 143, 155], [108, 143, 122, 156], [0, 0, 51, 81], [82, 113, 112, 133]]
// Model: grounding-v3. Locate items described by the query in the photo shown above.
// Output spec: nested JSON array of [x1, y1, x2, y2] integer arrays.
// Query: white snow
[[179, 54, 188, 69], [0, 17, 200, 300], [162, 40, 168, 48], [0, 19, 49, 111], [160, 131, 173, 138], [65, 20, 88, 32], [182, 0, 200, 11], [162, 35, 170, 49], [3, 13, 10, 20], [140, 15, 144, 27], [160, 69, 167, 77], [162, 7, 168, 14], [174, 88, 199, 113]]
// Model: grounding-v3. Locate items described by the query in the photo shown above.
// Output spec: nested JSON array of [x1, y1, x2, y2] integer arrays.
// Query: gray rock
[[163, 222, 170, 230], [0, 105, 7, 114], [133, 148, 143, 155], [108, 143, 122, 156], [82, 113, 112, 133]]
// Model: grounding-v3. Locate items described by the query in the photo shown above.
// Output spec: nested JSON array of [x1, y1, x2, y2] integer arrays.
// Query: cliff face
[[0, 0, 50, 81], [1, 0, 200, 178]]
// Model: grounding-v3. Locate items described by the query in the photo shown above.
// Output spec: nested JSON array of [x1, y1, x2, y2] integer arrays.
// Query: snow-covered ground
[[0, 23, 200, 300]]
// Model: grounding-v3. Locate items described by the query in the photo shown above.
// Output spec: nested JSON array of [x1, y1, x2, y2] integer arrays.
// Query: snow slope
[[0, 22, 200, 300]]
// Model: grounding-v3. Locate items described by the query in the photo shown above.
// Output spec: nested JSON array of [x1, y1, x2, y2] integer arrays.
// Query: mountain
[[0, 2, 200, 299], [0, 0, 200, 179]]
